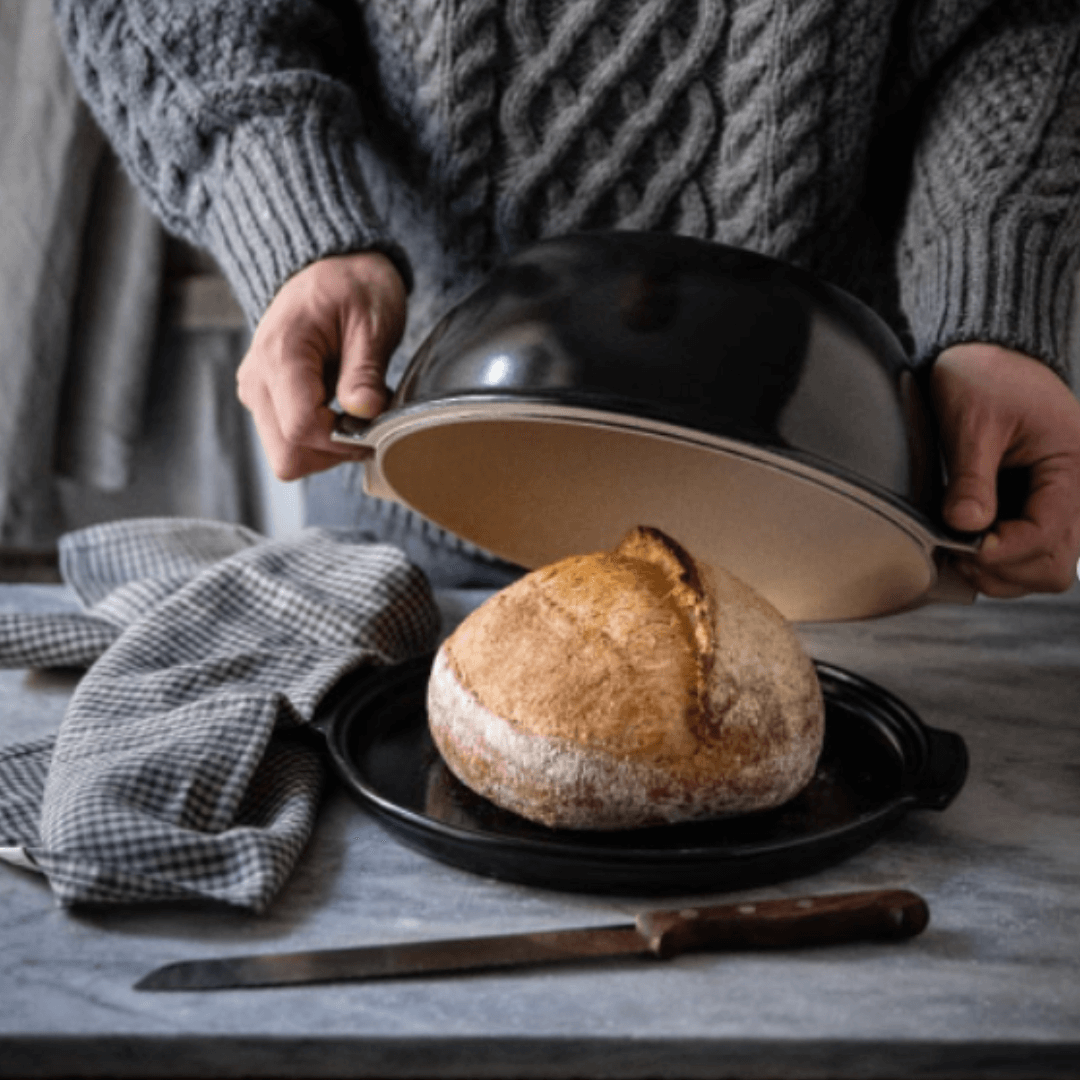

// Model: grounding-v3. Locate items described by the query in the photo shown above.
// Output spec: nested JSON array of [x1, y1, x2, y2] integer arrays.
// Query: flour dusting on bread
[[427, 527, 824, 830]]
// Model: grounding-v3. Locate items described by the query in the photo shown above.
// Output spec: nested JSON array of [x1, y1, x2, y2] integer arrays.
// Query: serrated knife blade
[[134, 888, 928, 991], [136, 924, 644, 991]]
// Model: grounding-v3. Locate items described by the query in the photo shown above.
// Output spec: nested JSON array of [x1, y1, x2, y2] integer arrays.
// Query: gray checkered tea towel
[[0, 518, 440, 911]]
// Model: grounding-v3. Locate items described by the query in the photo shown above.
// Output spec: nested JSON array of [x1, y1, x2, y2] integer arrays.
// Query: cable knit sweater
[[53, 0, 1080, 381]]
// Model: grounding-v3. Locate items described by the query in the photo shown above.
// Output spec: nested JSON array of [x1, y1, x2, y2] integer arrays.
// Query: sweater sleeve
[[897, 0, 1080, 382], [52, 0, 413, 325]]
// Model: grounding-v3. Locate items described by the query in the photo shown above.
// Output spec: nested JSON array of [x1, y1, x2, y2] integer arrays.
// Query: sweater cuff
[[198, 109, 413, 327], [901, 208, 1078, 384]]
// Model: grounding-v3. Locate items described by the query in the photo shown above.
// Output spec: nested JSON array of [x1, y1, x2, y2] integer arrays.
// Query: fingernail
[[343, 388, 383, 420], [980, 532, 1000, 555], [950, 497, 989, 532]]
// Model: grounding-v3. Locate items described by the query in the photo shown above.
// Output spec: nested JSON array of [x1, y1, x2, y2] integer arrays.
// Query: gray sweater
[[54, 0, 1080, 381]]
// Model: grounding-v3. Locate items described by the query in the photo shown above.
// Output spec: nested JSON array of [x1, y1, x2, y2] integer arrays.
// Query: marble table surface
[[0, 581, 1077, 1079]]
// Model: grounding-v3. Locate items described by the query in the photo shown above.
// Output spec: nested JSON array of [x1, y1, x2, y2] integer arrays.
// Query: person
[[53, 0, 1080, 598]]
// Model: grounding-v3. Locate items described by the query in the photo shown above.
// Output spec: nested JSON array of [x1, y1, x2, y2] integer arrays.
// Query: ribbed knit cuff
[[901, 207, 1079, 384], [199, 107, 413, 327]]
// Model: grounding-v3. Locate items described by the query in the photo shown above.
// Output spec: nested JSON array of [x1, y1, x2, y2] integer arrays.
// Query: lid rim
[[367, 393, 950, 551]]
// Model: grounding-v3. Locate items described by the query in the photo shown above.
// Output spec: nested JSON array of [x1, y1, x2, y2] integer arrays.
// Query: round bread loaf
[[427, 527, 824, 830]]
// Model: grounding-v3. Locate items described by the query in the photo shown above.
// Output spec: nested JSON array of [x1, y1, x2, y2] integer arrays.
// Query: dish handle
[[307, 653, 437, 755], [306, 663, 387, 743], [911, 726, 970, 810]]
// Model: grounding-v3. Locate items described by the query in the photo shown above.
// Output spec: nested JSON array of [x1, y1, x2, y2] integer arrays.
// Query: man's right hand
[[237, 251, 407, 480]]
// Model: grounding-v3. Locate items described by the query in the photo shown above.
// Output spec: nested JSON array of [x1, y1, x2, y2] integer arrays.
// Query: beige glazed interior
[[362, 407, 943, 622]]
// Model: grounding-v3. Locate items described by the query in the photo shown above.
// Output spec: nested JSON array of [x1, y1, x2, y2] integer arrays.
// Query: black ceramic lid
[[335, 234, 976, 622]]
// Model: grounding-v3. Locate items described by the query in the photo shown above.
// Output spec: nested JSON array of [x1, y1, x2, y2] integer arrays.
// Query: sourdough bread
[[427, 527, 824, 829]]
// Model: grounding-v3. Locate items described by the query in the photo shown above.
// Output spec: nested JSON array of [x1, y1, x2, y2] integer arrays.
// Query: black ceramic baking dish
[[333, 231, 982, 622], [311, 654, 968, 895]]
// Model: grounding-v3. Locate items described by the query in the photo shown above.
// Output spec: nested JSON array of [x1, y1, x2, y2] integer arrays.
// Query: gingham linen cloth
[[0, 518, 440, 910]]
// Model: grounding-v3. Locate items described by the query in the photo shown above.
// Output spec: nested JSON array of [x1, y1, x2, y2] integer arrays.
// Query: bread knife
[[134, 888, 928, 991]]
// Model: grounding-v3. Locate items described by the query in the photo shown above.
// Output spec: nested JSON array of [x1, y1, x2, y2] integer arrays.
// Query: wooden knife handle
[[636, 889, 929, 959]]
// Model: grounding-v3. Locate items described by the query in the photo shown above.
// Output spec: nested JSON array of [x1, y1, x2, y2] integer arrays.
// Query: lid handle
[[331, 411, 375, 448]]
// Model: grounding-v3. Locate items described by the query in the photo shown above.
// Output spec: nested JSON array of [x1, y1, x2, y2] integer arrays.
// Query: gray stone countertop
[[0, 582, 1078, 1079]]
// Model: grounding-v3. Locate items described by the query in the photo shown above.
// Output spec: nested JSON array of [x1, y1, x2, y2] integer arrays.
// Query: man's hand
[[237, 251, 407, 480], [930, 343, 1080, 597]]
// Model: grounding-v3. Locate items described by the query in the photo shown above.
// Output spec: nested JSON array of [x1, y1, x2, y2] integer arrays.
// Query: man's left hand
[[930, 343, 1080, 597]]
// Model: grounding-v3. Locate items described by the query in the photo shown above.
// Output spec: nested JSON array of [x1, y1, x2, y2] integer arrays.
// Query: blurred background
[[0, 2, 302, 583]]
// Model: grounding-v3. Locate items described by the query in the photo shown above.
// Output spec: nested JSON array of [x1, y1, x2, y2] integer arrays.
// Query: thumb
[[941, 419, 1002, 533], [337, 336, 390, 419], [335, 256, 407, 419]]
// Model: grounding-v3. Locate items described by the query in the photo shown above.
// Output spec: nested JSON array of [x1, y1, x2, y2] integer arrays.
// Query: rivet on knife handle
[[636, 889, 929, 960]]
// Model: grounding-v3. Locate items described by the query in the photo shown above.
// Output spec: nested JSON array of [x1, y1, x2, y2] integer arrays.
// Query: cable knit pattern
[[52, 0, 410, 322], [53, 0, 1080, 376], [713, 0, 831, 265], [415, 0, 502, 261], [766, 1, 832, 261], [497, 0, 723, 245], [713, 0, 774, 250], [899, 0, 1080, 374]]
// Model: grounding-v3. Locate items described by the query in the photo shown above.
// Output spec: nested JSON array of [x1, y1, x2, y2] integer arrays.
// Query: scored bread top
[[443, 527, 718, 764], [434, 525, 825, 828]]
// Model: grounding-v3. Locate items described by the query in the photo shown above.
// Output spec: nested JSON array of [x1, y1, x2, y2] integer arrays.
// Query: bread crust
[[427, 527, 824, 830]]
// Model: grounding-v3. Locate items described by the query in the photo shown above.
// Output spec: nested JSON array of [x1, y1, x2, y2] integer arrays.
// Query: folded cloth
[[0, 518, 440, 910]]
